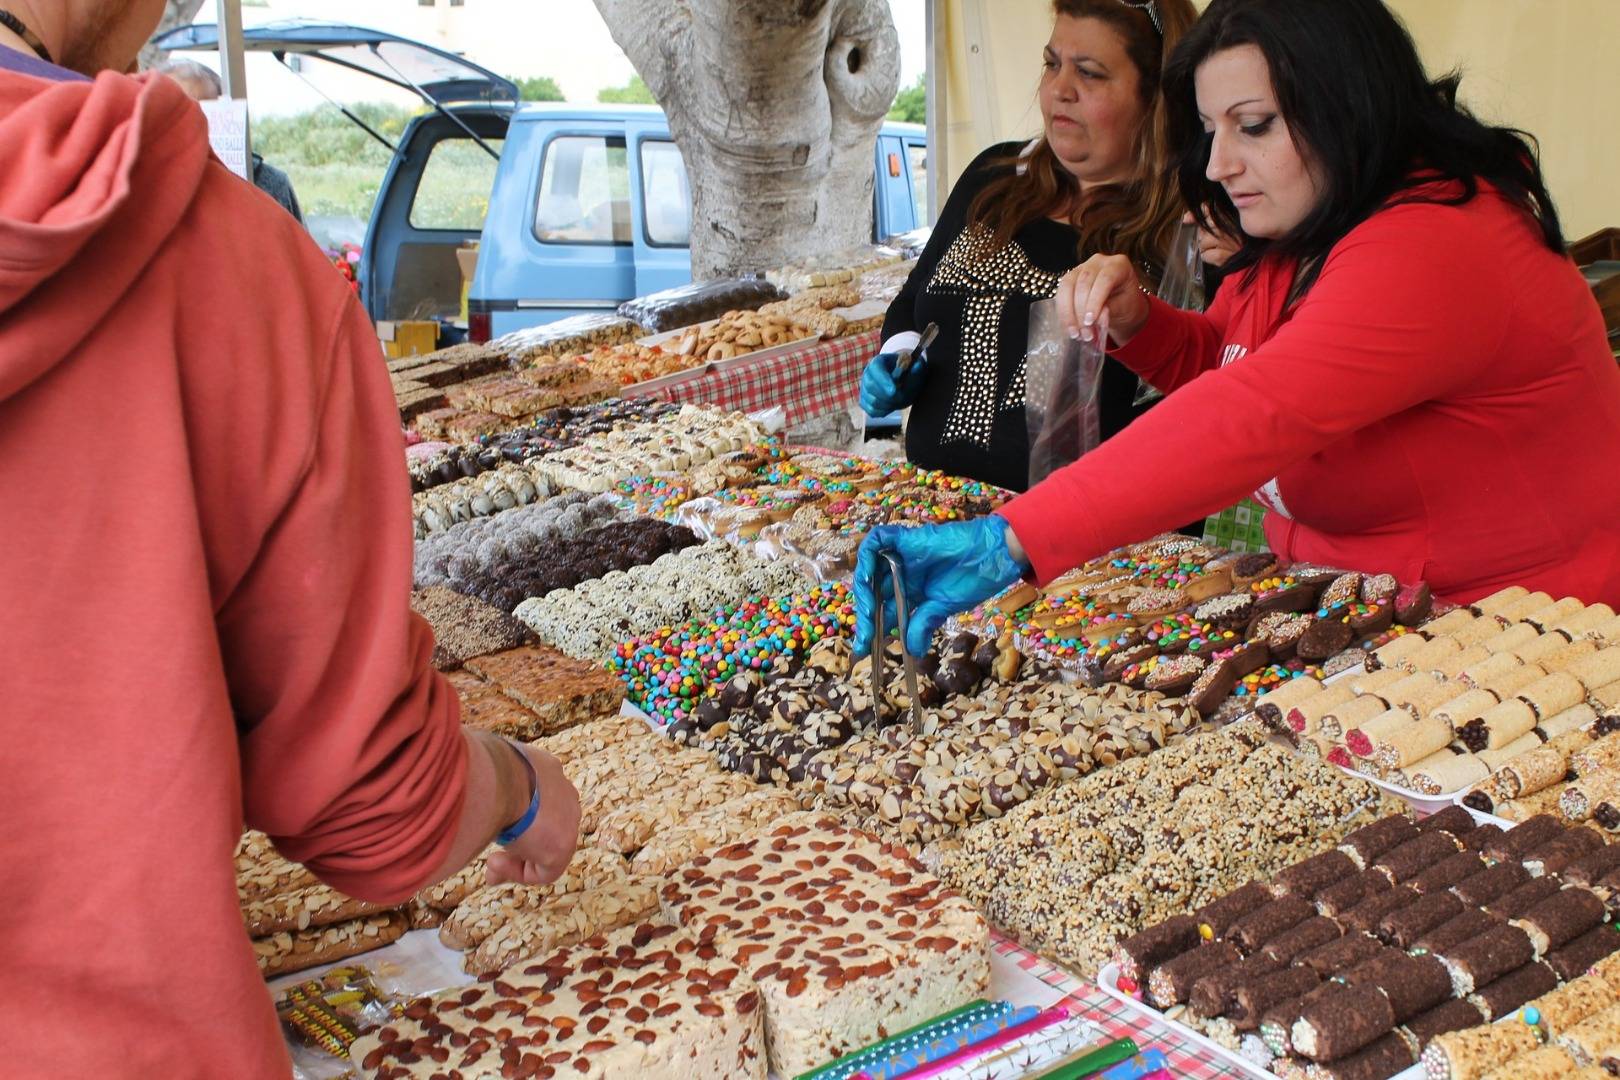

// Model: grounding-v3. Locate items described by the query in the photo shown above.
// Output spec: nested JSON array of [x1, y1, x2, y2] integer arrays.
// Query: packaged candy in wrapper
[[277, 965, 406, 1077]]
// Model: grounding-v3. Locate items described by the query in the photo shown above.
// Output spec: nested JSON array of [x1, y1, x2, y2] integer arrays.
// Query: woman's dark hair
[[1165, 0, 1564, 297], [967, 0, 1201, 282]]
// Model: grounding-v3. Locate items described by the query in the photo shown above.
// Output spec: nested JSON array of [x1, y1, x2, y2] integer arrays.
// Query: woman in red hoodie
[[854, 0, 1620, 657]]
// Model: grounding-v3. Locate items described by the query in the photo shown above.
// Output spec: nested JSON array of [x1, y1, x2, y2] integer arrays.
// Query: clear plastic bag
[[765, 245, 906, 294], [1134, 220, 1206, 406], [488, 313, 642, 360], [881, 228, 932, 258], [617, 279, 784, 333], [1024, 297, 1107, 488]]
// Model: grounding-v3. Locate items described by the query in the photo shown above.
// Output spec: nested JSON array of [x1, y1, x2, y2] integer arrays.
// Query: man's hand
[[485, 745, 580, 886]]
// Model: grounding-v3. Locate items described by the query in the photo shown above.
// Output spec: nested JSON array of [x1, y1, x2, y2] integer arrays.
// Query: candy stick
[[1027, 1037, 1140, 1080], [874, 1005, 1074, 1080], [852, 1005, 1041, 1080], [932, 1014, 1106, 1080], [1097, 1049, 1172, 1080], [793, 1001, 1000, 1080]]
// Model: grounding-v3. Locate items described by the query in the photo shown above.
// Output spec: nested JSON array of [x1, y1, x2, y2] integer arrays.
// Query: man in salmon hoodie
[[0, 3, 583, 1076]]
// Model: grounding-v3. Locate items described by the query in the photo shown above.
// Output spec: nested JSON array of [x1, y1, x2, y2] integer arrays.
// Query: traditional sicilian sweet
[[348, 921, 767, 1079], [658, 819, 990, 1077]]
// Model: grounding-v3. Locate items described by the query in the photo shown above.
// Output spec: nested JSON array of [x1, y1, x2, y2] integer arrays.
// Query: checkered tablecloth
[[991, 933, 1247, 1079], [634, 329, 878, 429]]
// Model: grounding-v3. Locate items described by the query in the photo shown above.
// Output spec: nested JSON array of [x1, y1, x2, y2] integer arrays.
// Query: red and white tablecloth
[[633, 329, 878, 429], [991, 932, 1246, 1079]]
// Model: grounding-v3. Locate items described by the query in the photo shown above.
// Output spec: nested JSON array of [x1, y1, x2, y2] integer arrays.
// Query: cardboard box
[[377, 319, 438, 359], [456, 244, 479, 323], [455, 244, 480, 282]]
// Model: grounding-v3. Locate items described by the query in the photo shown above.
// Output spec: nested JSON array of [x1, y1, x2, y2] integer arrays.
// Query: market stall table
[[265, 924, 1246, 1079], [627, 328, 878, 430]]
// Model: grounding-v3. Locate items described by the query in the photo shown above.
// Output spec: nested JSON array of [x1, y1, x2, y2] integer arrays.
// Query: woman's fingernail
[[1068, 326, 1081, 340], [1082, 312, 1095, 327]]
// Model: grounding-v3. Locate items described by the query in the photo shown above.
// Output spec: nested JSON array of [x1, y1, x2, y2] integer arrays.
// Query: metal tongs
[[869, 547, 926, 734], [892, 322, 940, 378]]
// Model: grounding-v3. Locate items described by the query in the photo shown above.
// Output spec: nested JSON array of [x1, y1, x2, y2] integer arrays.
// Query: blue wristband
[[496, 739, 541, 846]]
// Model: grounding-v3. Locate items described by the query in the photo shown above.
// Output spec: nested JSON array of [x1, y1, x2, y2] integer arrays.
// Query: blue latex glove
[[852, 515, 1028, 658], [859, 351, 928, 417]]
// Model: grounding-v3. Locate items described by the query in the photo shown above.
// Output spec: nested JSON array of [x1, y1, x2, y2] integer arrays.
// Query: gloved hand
[[852, 515, 1028, 658], [859, 351, 928, 417]]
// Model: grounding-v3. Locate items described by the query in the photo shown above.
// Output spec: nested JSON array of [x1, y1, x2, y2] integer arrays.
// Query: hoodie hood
[[0, 67, 210, 400]]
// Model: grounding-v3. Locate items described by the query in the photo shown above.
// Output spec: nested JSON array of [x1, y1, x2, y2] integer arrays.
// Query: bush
[[888, 74, 925, 124]]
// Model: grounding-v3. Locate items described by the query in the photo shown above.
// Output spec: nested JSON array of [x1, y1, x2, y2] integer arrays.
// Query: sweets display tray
[[1096, 963, 1425, 1080], [1281, 663, 1469, 815]]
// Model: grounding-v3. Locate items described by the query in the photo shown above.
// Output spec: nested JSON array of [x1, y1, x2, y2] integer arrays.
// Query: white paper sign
[[199, 98, 251, 180]]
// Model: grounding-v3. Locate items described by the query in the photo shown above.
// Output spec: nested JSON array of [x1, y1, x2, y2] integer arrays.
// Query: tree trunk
[[594, 0, 901, 278], [138, 0, 209, 71]]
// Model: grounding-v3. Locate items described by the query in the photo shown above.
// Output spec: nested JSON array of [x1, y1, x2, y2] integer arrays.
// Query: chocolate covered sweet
[[1470, 961, 1559, 1020], [1294, 931, 1387, 978], [1343, 886, 1421, 935], [1115, 915, 1200, 981], [1228, 965, 1323, 1030], [1292, 983, 1395, 1061], [1189, 952, 1284, 1019], [1149, 941, 1242, 1007], [1416, 909, 1502, 954], [1401, 997, 1488, 1047], [1511, 887, 1607, 956], [1378, 891, 1466, 949], [1438, 923, 1536, 995], [1453, 863, 1530, 908], [1339, 815, 1421, 869], [1262, 917, 1345, 965]]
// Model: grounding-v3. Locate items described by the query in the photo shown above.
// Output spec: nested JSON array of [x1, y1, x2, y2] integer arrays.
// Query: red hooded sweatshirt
[[1001, 183, 1620, 606], [0, 67, 466, 1076]]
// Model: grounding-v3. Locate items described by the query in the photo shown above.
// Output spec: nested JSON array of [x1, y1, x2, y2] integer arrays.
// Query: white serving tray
[[1276, 662, 1483, 815]]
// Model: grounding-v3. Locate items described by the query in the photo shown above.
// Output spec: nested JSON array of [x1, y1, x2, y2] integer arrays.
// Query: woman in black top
[[867, 0, 1199, 492]]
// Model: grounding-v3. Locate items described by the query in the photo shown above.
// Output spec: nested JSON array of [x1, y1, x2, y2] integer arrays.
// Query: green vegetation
[[598, 74, 656, 104], [514, 74, 565, 101], [888, 73, 926, 124], [253, 102, 413, 226]]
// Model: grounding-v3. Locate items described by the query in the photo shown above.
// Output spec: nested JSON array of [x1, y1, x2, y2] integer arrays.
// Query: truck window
[[908, 144, 929, 226], [409, 136, 505, 231], [639, 139, 691, 247], [534, 135, 632, 245]]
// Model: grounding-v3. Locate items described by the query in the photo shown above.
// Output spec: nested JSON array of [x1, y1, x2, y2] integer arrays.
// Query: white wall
[[935, 0, 1618, 238]]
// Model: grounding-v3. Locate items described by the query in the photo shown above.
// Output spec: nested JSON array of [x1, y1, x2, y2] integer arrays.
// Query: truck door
[[363, 108, 507, 325], [476, 123, 639, 338], [874, 133, 916, 239], [626, 122, 695, 296]]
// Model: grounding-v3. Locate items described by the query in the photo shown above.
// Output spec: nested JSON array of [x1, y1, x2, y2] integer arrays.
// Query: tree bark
[[139, 0, 209, 71], [594, 0, 901, 278]]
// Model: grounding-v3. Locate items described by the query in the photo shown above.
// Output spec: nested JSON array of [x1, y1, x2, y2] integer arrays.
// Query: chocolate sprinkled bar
[[1416, 908, 1502, 955], [1437, 923, 1536, 995], [1262, 917, 1345, 966], [1150, 941, 1243, 1008], [1400, 997, 1488, 1047], [1469, 961, 1559, 1020], [1294, 931, 1386, 978], [1189, 952, 1283, 1018]]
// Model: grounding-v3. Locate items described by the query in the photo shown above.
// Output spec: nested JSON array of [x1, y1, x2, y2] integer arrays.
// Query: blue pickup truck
[[155, 21, 930, 342]]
